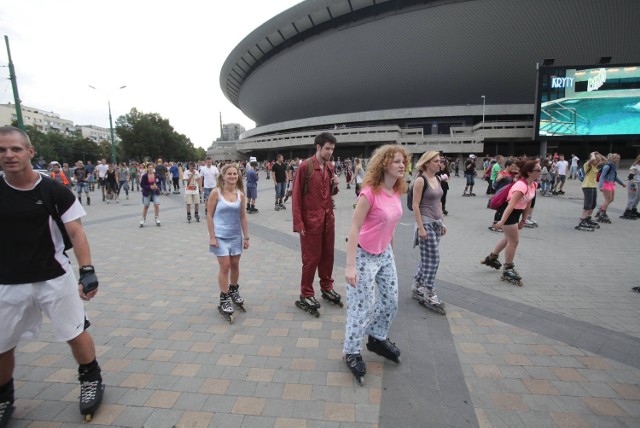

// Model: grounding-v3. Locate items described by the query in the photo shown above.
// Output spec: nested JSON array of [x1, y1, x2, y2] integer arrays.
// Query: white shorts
[[184, 193, 200, 205], [0, 270, 87, 353]]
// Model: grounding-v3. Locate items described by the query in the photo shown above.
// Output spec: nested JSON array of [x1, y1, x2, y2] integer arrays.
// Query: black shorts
[[504, 208, 524, 225], [583, 187, 597, 210]]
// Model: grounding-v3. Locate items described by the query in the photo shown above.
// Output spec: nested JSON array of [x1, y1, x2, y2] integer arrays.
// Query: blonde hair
[[415, 151, 440, 174], [633, 154, 640, 165], [217, 164, 245, 194], [607, 153, 620, 161], [361, 145, 409, 194]]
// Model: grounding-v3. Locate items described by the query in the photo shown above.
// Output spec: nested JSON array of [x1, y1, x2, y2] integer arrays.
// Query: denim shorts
[[246, 186, 257, 200], [143, 193, 160, 206], [209, 236, 242, 257]]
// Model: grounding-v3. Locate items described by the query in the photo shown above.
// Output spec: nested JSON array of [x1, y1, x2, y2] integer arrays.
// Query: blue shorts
[[246, 186, 257, 200], [75, 182, 89, 193], [464, 173, 475, 186], [209, 236, 242, 257], [143, 193, 160, 206]]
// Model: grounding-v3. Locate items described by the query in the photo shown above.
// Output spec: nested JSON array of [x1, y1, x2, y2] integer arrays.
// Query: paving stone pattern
[[10, 171, 640, 427]]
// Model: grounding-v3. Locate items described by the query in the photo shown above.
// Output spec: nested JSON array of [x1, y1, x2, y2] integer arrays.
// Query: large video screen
[[535, 64, 640, 138]]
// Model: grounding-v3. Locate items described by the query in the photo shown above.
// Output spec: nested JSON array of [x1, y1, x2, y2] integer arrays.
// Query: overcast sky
[[0, 0, 302, 149]]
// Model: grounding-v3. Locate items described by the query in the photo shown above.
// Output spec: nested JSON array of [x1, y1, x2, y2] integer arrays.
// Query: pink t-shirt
[[358, 186, 403, 254], [508, 180, 537, 210]]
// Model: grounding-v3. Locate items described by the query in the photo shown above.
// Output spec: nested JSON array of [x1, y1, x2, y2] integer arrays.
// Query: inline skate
[[412, 286, 446, 315], [155, 217, 161, 227], [345, 353, 366, 385], [139, 217, 146, 228], [78, 362, 104, 422], [575, 218, 595, 232], [596, 210, 611, 224], [501, 263, 523, 286], [481, 253, 502, 270], [195, 213, 200, 222], [187, 213, 192, 223], [228, 284, 246, 312], [0, 379, 15, 428], [321, 289, 344, 308], [218, 292, 235, 323], [524, 216, 538, 228], [586, 216, 600, 229], [295, 296, 320, 318], [620, 209, 637, 220], [366, 336, 401, 363]]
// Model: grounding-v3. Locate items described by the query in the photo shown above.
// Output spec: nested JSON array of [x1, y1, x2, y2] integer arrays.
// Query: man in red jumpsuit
[[292, 132, 343, 312]]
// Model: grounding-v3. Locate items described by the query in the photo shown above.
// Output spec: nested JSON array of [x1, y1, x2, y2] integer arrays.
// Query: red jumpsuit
[[292, 156, 339, 297]]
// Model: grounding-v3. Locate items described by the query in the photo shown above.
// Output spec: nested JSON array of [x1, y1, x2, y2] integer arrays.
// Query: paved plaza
[[9, 173, 640, 427]]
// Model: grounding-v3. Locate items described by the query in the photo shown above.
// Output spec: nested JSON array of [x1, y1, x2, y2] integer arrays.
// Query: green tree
[[116, 108, 201, 162]]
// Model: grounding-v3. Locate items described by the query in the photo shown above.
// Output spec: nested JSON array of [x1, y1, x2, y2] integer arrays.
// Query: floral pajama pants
[[343, 245, 398, 355]]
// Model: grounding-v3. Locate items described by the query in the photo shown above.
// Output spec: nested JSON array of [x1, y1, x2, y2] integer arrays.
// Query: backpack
[[577, 166, 585, 182], [406, 175, 439, 211], [488, 178, 525, 210]]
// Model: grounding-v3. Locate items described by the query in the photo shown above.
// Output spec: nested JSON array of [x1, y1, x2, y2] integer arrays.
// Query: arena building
[[219, 0, 640, 160]]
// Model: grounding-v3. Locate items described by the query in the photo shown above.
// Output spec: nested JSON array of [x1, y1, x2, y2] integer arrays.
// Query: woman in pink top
[[343, 145, 409, 384], [481, 159, 541, 286]]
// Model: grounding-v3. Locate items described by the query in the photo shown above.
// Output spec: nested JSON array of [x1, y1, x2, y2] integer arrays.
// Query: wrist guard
[[79, 265, 99, 294]]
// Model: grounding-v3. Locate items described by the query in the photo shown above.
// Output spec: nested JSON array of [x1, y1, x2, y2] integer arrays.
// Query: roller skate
[[228, 284, 246, 312], [412, 286, 446, 315], [575, 218, 595, 231], [0, 379, 15, 428], [631, 208, 640, 219], [275, 203, 280, 211], [321, 289, 344, 308], [345, 353, 366, 385], [249, 206, 258, 214], [139, 217, 146, 228], [295, 296, 320, 318], [366, 336, 401, 363], [524, 216, 538, 228], [481, 253, 502, 270], [278, 203, 286, 210], [501, 263, 523, 286], [586, 216, 600, 229], [632, 286, 640, 293], [187, 213, 192, 223], [620, 209, 637, 220], [218, 292, 234, 323], [596, 210, 611, 224], [462, 191, 470, 197], [195, 213, 200, 222], [155, 217, 161, 227], [78, 362, 104, 422]]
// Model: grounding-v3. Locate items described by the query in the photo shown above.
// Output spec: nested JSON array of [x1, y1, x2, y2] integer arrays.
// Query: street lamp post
[[481, 95, 486, 124], [89, 85, 126, 164]]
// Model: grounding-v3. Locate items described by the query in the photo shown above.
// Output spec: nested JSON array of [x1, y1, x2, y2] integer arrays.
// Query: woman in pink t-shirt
[[343, 145, 409, 384], [481, 159, 541, 286]]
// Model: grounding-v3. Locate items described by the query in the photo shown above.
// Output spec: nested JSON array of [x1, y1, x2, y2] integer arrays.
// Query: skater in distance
[[292, 132, 342, 317], [343, 144, 408, 384], [0, 126, 104, 424], [139, 163, 162, 227], [481, 159, 541, 286], [207, 163, 249, 323]]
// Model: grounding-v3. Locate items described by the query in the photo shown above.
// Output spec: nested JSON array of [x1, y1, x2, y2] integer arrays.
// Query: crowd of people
[[2, 122, 639, 425]]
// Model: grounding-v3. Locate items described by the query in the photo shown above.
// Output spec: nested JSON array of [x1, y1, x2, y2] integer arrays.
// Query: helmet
[[469, 154, 476, 159]]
